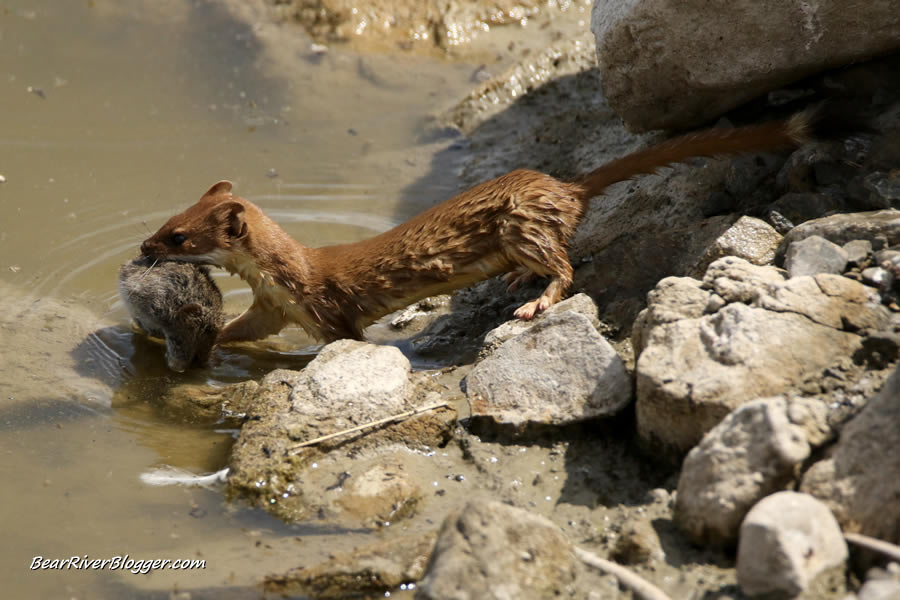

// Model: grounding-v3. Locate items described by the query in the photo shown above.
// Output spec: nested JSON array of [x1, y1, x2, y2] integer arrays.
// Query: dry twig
[[575, 546, 673, 600], [286, 401, 450, 455], [844, 532, 900, 563]]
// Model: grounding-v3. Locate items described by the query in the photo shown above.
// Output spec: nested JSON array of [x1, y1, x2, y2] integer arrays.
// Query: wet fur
[[119, 256, 224, 372], [140, 108, 839, 344]]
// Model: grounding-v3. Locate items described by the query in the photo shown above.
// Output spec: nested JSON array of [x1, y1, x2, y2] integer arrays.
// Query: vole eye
[[171, 233, 186, 246]]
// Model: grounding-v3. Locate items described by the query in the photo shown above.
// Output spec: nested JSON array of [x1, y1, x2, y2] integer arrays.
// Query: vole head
[[164, 302, 223, 372], [141, 181, 249, 266]]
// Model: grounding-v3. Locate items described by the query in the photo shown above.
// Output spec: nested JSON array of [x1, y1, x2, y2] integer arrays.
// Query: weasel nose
[[140, 240, 151, 256]]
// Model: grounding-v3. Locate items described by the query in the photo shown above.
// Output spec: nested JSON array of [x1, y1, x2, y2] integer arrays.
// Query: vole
[[119, 256, 224, 372], [139, 108, 842, 344]]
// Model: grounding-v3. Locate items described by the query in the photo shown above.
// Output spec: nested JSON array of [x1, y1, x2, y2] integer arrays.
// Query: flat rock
[[784, 235, 849, 278], [465, 311, 632, 429], [675, 397, 828, 546], [480, 293, 600, 354], [635, 257, 890, 455], [800, 363, 900, 544], [737, 491, 848, 598], [591, 0, 900, 130], [415, 499, 579, 599]]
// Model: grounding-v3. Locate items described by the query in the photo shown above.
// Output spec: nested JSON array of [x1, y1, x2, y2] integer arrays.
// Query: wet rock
[[389, 295, 452, 332], [591, 0, 900, 131], [635, 257, 891, 455], [415, 499, 578, 600], [737, 491, 848, 598], [465, 311, 632, 430], [157, 380, 260, 422], [843, 240, 873, 268], [480, 293, 600, 355], [800, 364, 900, 544], [690, 216, 782, 278], [226, 342, 458, 524], [674, 397, 829, 547], [776, 210, 900, 262], [862, 171, 900, 209], [276, 0, 590, 51], [266, 533, 435, 599], [784, 235, 849, 278]]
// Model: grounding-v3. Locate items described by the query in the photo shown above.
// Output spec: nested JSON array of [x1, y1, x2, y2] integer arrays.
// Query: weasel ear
[[214, 201, 248, 240], [202, 180, 233, 199]]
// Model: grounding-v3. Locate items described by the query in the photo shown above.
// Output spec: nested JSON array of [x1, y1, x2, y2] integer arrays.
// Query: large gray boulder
[[591, 0, 900, 131], [635, 257, 890, 454]]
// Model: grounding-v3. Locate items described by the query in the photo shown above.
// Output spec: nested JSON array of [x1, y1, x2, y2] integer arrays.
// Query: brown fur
[[140, 112, 820, 344]]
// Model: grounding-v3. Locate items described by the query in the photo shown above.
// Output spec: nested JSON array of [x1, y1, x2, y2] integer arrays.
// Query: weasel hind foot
[[513, 296, 551, 320]]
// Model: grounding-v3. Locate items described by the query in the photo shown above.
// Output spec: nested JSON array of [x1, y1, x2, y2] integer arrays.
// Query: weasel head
[[141, 180, 250, 267]]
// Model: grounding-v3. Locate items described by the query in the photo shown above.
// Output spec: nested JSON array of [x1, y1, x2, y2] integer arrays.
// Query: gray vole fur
[[118, 256, 224, 372]]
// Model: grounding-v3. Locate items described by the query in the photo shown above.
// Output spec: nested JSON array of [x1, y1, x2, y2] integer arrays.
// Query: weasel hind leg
[[505, 245, 573, 320]]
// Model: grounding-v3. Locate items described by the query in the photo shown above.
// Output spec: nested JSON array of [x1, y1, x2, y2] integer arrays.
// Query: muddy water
[[0, 2, 480, 597]]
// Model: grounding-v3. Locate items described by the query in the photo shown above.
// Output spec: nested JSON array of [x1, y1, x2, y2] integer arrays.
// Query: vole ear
[[178, 303, 204, 319], [202, 180, 233, 199], [214, 201, 248, 240]]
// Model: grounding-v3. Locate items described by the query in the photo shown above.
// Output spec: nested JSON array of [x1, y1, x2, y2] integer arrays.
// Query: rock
[[446, 32, 600, 134], [276, 0, 591, 51], [481, 293, 600, 354], [286, 340, 412, 441], [857, 569, 900, 600], [737, 491, 848, 598], [776, 210, 900, 262], [465, 311, 632, 430], [631, 276, 711, 357], [266, 533, 436, 599], [226, 342, 458, 525], [591, 0, 900, 131], [635, 257, 890, 454], [863, 171, 900, 209], [415, 499, 578, 600], [861, 267, 895, 291], [784, 235, 849, 278], [674, 397, 829, 546], [612, 518, 664, 564], [800, 364, 900, 544], [843, 240, 873, 267], [691, 216, 782, 277]]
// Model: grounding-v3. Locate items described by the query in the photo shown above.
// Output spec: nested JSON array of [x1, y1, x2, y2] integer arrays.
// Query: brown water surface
[[0, 2, 478, 597]]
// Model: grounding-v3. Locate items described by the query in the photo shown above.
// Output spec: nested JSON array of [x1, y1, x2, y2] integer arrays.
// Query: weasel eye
[[171, 233, 186, 246]]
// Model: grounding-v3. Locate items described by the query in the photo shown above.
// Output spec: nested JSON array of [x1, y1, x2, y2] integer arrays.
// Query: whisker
[[139, 257, 160, 279]]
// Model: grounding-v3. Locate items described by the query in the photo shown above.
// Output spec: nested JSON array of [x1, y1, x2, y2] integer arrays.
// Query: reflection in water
[[0, 1, 476, 597]]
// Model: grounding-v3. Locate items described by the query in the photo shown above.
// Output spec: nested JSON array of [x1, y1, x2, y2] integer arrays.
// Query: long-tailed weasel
[[140, 108, 840, 344]]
